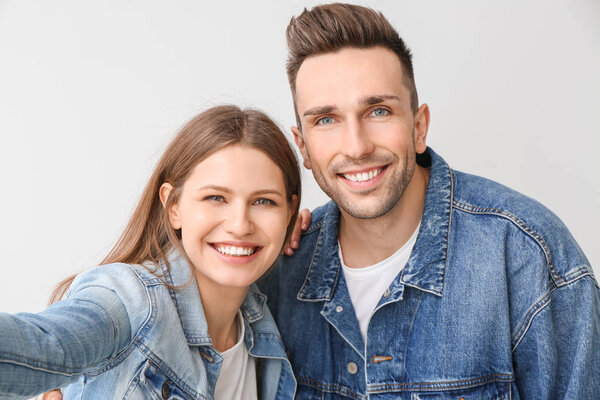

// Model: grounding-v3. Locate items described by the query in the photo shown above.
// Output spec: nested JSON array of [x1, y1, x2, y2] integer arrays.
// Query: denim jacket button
[[346, 362, 358, 374], [336, 306, 343, 312], [161, 380, 171, 399]]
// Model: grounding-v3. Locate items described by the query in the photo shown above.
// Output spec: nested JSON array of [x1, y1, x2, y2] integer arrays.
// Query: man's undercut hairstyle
[[286, 3, 418, 128]]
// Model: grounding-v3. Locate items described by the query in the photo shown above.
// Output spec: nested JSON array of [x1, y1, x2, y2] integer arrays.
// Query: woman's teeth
[[214, 245, 256, 256], [342, 167, 383, 182]]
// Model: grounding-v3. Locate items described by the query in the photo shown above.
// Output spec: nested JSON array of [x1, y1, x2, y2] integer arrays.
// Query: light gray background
[[1, 0, 598, 315]]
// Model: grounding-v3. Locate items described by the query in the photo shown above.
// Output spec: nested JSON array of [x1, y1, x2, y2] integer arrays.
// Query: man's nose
[[341, 119, 375, 159], [223, 203, 255, 237]]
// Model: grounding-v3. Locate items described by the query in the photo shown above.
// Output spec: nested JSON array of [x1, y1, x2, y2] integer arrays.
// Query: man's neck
[[338, 165, 429, 268]]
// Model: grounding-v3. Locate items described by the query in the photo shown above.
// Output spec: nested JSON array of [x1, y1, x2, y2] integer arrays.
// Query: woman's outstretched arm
[[0, 265, 139, 399]]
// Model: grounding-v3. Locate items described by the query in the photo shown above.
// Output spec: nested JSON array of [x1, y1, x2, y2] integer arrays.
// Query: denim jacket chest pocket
[[124, 360, 202, 400]]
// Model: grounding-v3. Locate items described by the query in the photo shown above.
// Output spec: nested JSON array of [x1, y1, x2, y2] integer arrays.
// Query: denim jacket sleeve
[[0, 263, 146, 399], [512, 274, 600, 398]]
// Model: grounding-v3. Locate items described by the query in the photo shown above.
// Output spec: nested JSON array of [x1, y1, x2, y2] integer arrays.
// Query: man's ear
[[159, 183, 181, 229], [291, 126, 312, 170], [413, 103, 430, 154]]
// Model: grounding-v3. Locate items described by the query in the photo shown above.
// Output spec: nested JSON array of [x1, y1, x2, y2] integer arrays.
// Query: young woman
[[0, 105, 301, 399]]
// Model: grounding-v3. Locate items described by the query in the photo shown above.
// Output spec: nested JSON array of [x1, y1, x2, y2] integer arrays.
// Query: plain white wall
[[1, 0, 598, 315]]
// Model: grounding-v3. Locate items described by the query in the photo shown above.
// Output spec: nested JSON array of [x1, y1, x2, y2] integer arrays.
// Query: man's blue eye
[[316, 116, 334, 125], [371, 108, 389, 117]]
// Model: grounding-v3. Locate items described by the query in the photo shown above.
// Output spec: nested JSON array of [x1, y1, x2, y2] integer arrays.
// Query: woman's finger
[[284, 209, 311, 255], [41, 389, 63, 400]]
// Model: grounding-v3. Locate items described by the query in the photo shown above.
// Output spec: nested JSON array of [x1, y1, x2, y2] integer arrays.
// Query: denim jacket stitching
[[401, 290, 423, 373], [85, 265, 155, 378], [511, 273, 595, 352], [302, 219, 324, 235], [367, 373, 513, 392], [441, 168, 455, 293], [451, 200, 564, 286], [136, 341, 207, 400], [297, 224, 340, 302], [0, 358, 77, 377]]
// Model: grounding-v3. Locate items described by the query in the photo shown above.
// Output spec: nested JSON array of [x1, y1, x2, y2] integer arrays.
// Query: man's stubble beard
[[308, 146, 416, 220]]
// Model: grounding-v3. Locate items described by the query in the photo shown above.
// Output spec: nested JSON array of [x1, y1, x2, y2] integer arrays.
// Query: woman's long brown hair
[[48, 105, 301, 304]]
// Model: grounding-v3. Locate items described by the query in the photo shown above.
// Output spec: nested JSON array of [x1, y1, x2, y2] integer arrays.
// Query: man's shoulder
[[452, 169, 566, 234], [451, 169, 592, 283], [452, 170, 547, 217]]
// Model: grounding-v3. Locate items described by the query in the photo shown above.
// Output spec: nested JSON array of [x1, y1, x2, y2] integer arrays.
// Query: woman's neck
[[195, 277, 248, 353]]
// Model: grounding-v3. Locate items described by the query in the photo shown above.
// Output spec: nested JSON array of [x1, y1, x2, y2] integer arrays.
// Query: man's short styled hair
[[286, 3, 419, 128]]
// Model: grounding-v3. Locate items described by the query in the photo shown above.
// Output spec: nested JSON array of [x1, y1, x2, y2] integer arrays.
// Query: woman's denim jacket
[[259, 148, 600, 399], [0, 251, 296, 399]]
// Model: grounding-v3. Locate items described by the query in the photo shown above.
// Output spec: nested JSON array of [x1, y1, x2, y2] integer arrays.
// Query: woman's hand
[[41, 389, 62, 400], [283, 209, 311, 256]]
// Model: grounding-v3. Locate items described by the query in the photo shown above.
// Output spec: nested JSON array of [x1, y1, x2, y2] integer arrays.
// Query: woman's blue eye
[[254, 198, 276, 206], [205, 195, 225, 202], [316, 116, 334, 125], [371, 108, 389, 117]]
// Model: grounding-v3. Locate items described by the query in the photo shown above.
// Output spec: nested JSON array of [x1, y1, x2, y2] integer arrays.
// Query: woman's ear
[[159, 183, 181, 229]]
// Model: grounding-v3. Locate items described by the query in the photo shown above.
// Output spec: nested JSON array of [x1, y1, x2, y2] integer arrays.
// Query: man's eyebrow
[[359, 94, 401, 106], [303, 105, 337, 117]]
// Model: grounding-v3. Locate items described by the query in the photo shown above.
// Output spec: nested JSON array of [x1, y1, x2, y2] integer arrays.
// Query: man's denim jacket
[[259, 148, 600, 399], [0, 251, 296, 399]]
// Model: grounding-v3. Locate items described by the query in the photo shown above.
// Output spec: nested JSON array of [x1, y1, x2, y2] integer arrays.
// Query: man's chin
[[336, 197, 398, 220]]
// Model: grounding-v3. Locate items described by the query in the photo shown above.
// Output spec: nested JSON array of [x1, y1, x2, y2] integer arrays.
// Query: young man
[[260, 3, 600, 399]]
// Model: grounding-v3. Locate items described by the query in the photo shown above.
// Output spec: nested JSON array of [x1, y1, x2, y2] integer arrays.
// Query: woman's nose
[[223, 203, 255, 237]]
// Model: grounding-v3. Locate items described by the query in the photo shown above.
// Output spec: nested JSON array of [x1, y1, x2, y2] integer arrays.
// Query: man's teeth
[[342, 168, 382, 182], [215, 245, 256, 256]]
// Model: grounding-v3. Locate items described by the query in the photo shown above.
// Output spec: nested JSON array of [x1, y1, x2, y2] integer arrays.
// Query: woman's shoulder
[[70, 262, 162, 294], [68, 263, 163, 337]]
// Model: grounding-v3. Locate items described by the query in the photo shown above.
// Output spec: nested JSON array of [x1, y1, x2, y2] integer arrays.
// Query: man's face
[[292, 46, 429, 219]]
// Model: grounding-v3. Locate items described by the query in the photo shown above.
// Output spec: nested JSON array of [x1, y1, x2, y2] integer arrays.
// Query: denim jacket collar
[[297, 147, 453, 301], [161, 250, 270, 346]]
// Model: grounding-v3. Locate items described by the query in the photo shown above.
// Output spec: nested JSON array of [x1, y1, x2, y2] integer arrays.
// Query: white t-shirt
[[340, 224, 420, 342], [213, 311, 257, 400]]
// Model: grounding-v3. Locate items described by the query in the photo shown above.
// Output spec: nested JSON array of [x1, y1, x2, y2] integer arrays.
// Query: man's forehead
[[294, 47, 408, 112]]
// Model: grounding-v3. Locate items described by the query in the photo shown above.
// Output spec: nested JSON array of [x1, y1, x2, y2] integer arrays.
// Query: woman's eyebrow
[[252, 189, 285, 197], [197, 185, 232, 193], [197, 186, 283, 197]]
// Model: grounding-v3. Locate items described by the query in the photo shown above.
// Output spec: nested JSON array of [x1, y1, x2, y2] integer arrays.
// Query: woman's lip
[[209, 241, 260, 247], [209, 244, 263, 265]]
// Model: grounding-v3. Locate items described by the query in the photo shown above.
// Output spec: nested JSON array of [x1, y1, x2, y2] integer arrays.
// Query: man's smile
[[337, 165, 389, 188]]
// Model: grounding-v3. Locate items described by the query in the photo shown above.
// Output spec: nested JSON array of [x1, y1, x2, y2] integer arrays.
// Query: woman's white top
[[214, 311, 258, 400]]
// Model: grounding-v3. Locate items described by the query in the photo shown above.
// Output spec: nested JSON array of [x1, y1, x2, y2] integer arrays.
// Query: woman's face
[[165, 145, 294, 290]]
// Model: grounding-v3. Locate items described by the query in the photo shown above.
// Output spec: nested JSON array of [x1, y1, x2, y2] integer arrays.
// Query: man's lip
[[336, 164, 388, 175], [337, 164, 389, 187]]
